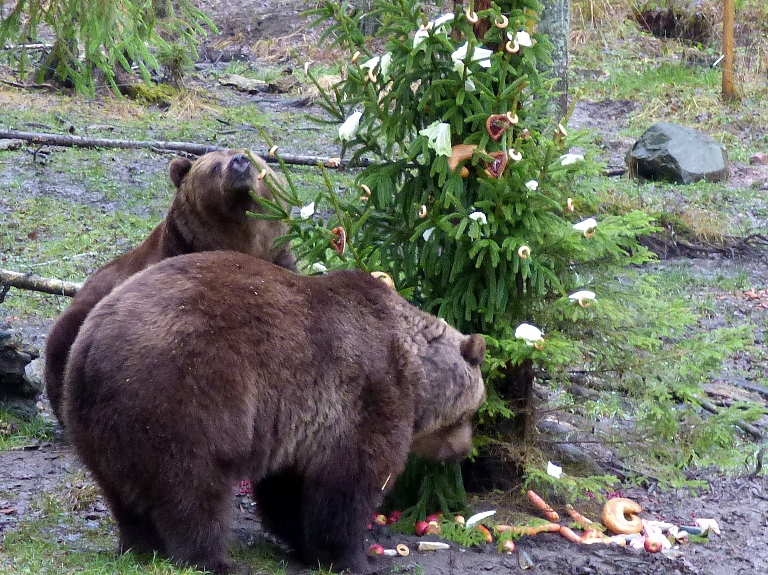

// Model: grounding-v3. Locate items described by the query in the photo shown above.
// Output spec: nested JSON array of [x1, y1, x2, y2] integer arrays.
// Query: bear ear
[[461, 334, 486, 367], [169, 157, 193, 189]]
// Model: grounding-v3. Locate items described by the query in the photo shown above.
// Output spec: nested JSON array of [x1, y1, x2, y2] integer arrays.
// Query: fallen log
[[0, 269, 82, 299], [0, 129, 373, 168]]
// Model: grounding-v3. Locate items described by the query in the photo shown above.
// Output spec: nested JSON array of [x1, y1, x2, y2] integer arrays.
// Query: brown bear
[[45, 149, 296, 426], [62, 251, 486, 574]]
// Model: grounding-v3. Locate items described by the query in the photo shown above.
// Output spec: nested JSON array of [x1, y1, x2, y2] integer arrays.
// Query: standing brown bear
[[63, 251, 486, 575], [45, 149, 295, 426]]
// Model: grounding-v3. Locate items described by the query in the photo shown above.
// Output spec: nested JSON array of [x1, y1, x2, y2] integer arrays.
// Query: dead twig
[[0, 269, 82, 299], [699, 398, 765, 440], [0, 79, 56, 90], [0, 128, 374, 168]]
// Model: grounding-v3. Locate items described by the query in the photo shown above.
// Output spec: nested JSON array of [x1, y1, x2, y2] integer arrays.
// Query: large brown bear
[[63, 251, 486, 574], [45, 149, 296, 426]]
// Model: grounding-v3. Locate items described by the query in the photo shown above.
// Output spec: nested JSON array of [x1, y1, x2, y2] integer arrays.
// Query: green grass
[[0, 412, 56, 450], [0, 488, 293, 575]]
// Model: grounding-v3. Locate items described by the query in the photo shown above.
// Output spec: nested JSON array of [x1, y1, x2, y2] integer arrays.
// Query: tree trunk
[[721, 0, 735, 100], [538, 0, 570, 120], [353, 0, 380, 36]]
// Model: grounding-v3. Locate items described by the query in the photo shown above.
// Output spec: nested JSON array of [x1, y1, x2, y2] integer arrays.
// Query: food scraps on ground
[[372, 513, 387, 526], [387, 510, 402, 525], [418, 541, 451, 551], [426, 520, 441, 535], [601, 497, 643, 534], [370, 271, 394, 288], [565, 503, 594, 529], [527, 489, 560, 522], [367, 543, 385, 556], [502, 539, 515, 553], [465, 510, 496, 527], [476, 524, 493, 543], [495, 522, 561, 536], [414, 520, 429, 537]]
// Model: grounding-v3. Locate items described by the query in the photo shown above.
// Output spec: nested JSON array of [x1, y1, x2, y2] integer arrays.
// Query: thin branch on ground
[[699, 398, 764, 440], [0, 128, 374, 168], [0, 269, 82, 300]]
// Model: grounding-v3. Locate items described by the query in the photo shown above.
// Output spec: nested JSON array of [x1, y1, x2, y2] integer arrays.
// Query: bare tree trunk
[[538, 0, 569, 120], [721, 0, 735, 100], [354, 0, 380, 36]]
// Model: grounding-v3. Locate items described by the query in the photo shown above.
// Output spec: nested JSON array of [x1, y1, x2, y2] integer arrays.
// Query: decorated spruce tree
[[258, 0, 657, 518]]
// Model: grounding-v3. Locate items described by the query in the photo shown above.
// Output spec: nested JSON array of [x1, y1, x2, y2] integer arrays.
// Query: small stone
[[0, 139, 24, 151], [749, 152, 767, 166]]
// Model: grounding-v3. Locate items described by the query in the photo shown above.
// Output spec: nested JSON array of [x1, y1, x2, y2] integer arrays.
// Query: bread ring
[[601, 498, 643, 534]]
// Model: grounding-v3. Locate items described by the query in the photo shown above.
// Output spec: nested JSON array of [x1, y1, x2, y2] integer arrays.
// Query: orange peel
[[447, 143, 477, 172]]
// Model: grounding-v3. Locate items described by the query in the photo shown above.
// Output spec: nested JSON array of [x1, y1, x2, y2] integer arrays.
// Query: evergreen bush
[[0, 0, 214, 94]]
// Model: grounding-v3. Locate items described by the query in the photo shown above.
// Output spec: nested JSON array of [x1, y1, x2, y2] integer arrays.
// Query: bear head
[[169, 149, 279, 218], [166, 149, 295, 269], [404, 314, 486, 461]]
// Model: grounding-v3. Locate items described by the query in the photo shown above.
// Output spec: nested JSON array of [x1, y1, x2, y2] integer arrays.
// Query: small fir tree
[[255, 0, 658, 518]]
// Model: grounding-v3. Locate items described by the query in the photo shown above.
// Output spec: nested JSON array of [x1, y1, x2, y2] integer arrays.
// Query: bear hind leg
[[97, 485, 164, 556]]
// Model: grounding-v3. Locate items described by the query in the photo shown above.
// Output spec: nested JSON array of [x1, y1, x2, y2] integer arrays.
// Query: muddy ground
[[2, 1, 768, 574]]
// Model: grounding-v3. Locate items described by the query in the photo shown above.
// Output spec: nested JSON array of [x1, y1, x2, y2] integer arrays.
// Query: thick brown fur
[[63, 251, 486, 574], [45, 150, 296, 426]]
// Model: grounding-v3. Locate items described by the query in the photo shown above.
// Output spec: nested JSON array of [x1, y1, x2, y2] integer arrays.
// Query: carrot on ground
[[496, 523, 561, 536], [526, 489, 560, 522], [558, 525, 582, 543], [565, 503, 594, 529]]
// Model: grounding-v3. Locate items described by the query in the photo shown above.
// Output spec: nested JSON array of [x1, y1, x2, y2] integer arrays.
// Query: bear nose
[[229, 153, 251, 173]]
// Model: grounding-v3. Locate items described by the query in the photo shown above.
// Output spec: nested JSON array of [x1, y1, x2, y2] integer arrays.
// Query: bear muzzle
[[224, 153, 258, 191], [228, 153, 251, 174]]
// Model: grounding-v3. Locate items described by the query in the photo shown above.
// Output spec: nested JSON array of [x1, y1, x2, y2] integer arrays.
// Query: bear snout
[[228, 153, 251, 174]]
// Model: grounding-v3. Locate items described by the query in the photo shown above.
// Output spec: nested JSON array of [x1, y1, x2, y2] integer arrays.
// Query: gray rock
[[626, 122, 728, 184], [0, 323, 41, 419]]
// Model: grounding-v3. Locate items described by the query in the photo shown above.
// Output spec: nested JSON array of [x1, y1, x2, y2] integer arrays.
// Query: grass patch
[[0, 412, 56, 450], [0, 491, 294, 575]]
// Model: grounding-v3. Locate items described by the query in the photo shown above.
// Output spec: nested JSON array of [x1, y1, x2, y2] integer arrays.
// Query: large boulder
[[626, 122, 728, 184], [0, 323, 42, 419]]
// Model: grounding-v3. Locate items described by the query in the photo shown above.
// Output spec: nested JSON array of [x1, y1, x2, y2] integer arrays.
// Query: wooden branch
[[0, 269, 82, 298], [699, 398, 764, 440], [0, 128, 374, 168]]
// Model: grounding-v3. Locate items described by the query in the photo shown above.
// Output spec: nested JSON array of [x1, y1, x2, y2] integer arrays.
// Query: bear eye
[[210, 163, 222, 175]]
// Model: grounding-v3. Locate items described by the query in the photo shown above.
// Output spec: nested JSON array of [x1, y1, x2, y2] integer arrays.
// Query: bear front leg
[[299, 474, 379, 574], [253, 471, 305, 552]]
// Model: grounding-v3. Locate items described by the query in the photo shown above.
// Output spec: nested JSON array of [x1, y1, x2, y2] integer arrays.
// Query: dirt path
[[0, 441, 765, 574]]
